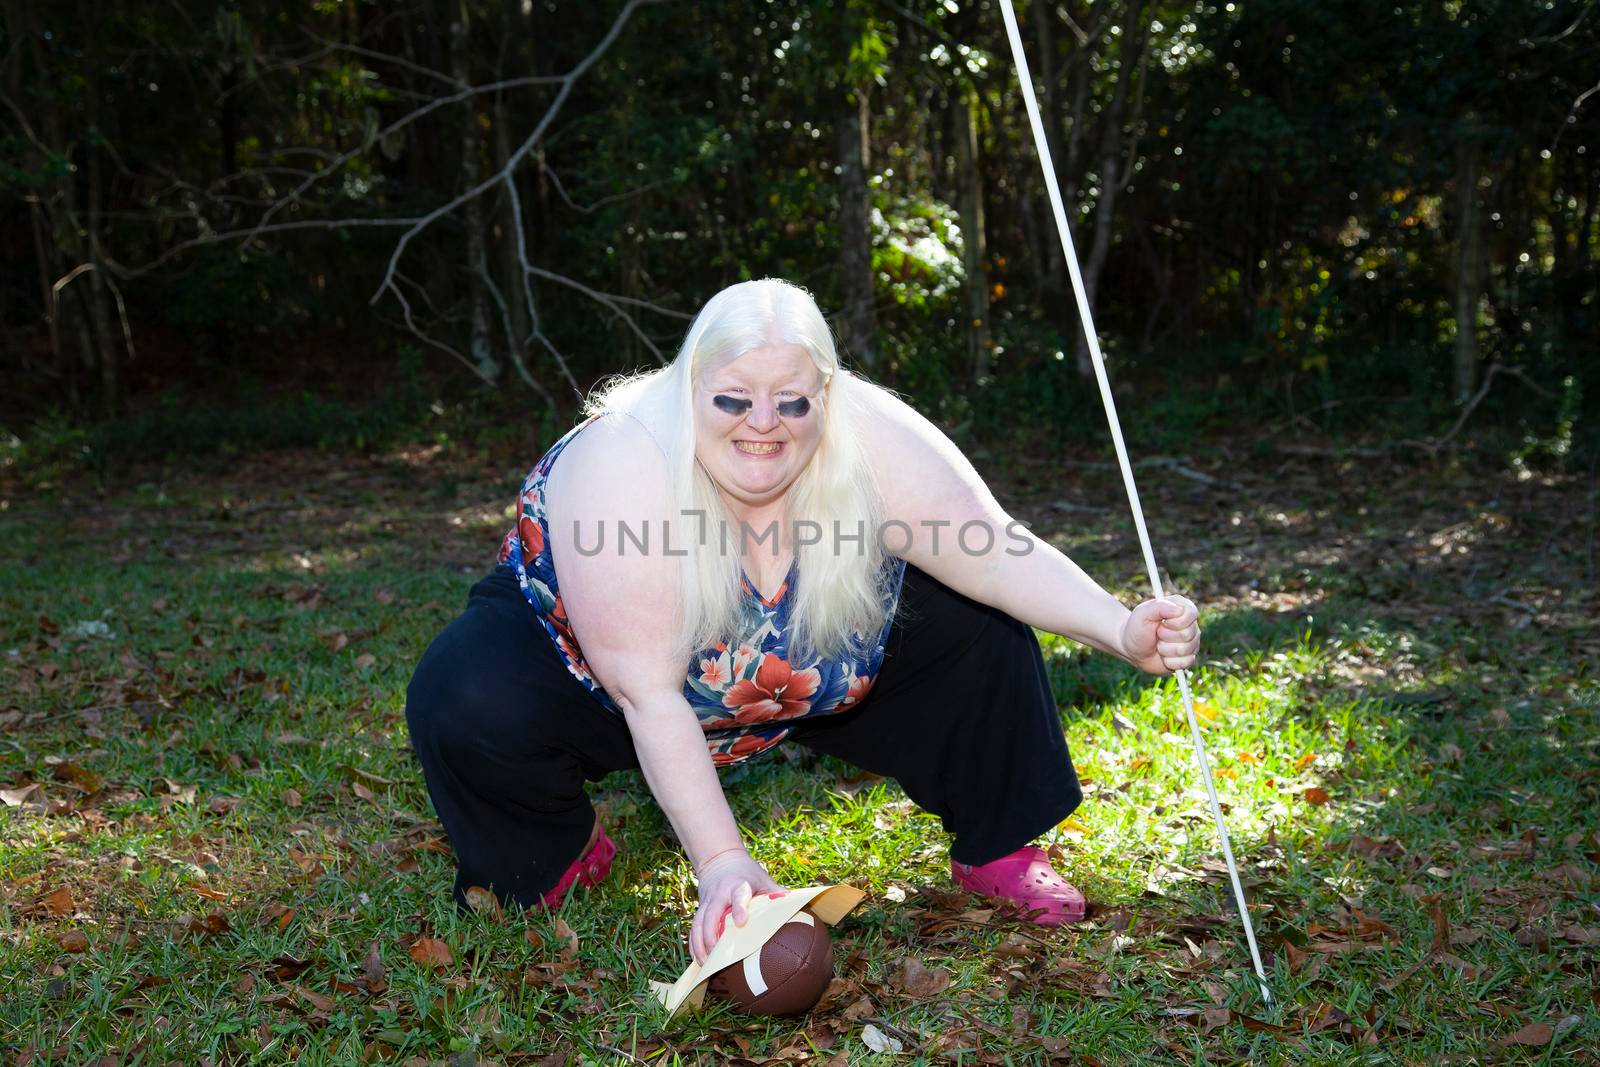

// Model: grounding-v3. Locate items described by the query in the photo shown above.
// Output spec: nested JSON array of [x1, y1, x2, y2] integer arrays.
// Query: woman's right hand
[[690, 848, 787, 966]]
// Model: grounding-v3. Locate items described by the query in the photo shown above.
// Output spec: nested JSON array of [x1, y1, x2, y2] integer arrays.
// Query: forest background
[[2, 0, 1595, 469]]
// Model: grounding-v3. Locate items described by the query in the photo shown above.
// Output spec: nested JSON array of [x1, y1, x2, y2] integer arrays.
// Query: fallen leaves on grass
[[407, 937, 453, 970], [39, 886, 75, 917], [1496, 1021, 1553, 1047], [287, 848, 327, 879], [464, 885, 504, 922], [860, 1024, 903, 1054], [1, 782, 44, 807], [553, 918, 580, 960], [893, 956, 951, 998], [1303, 786, 1331, 805], [361, 940, 388, 993]]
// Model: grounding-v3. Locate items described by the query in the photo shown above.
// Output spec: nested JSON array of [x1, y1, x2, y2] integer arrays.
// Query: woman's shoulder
[[842, 375, 933, 471], [545, 410, 675, 519]]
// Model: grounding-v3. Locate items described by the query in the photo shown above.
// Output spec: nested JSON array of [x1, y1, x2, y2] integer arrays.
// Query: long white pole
[[996, 0, 1273, 1006]]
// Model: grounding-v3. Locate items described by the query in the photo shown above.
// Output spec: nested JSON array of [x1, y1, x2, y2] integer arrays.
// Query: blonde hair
[[582, 278, 898, 664]]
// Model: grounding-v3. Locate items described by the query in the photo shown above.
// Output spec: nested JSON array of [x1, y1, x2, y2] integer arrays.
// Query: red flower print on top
[[518, 514, 545, 560], [712, 732, 776, 766], [840, 673, 873, 707], [722, 655, 821, 725], [698, 651, 732, 688]]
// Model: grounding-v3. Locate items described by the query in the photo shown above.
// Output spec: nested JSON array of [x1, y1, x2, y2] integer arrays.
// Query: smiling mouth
[[734, 441, 783, 455]]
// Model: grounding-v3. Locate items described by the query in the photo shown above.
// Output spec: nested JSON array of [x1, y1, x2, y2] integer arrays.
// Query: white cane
[[997, 0, 1274, 1006]]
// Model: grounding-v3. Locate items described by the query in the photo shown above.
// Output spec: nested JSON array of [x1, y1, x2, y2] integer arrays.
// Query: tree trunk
[[494, 94, 530, 358], [836, 88, 877, 373], [1453, 111, 1483, 405], [81, 9, 120, 415], [954, 93, 991, 383], [452, 2, 498, 384], [1030, 0, 1066, 297], [1073, 0, 1149, 378]]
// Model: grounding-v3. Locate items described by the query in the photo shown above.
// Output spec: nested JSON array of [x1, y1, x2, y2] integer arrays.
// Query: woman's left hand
[[1119, 595, 1200, 675]]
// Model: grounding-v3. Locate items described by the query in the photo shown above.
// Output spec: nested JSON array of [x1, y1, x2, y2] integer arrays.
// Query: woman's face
[[693, 343, 827, 512]]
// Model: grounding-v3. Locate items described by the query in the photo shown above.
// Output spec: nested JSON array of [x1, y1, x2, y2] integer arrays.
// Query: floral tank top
[[497, 413, 908, 766]]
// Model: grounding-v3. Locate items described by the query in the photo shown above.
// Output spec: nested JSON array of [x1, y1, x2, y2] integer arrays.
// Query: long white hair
[[582, 278, 897, 665]]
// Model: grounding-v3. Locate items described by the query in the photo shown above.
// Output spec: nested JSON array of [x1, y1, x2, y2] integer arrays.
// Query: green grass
[[1, 440, 1596, 1064]]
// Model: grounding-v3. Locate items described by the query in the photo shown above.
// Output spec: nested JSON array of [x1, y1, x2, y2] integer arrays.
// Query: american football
[[705, 909, 834, 1015]]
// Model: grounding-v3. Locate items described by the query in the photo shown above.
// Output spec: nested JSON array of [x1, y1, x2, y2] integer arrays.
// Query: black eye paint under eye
[[711, 394, 811, 418], [776, 397, 810, 417], [712, 394, 752, 415]]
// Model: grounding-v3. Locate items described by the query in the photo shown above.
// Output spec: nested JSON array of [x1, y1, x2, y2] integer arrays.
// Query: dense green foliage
[[2, 0, 1596, 459]]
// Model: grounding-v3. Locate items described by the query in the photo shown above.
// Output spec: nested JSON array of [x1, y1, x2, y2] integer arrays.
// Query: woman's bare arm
[[852, 381, 1133, 660], [544, 415, 746, 867]]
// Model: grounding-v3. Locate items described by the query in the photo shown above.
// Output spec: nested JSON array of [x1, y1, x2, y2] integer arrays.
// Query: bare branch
[[372, 0, 671, 309], [478, 254, 557, 409], [109, 217, 427, 277], [540, 158, 672, 217], [1550, 78, 1600, 154], [524, 265, 672, 361], [246, 64, 575, 248], [381, 278, 498, 389]]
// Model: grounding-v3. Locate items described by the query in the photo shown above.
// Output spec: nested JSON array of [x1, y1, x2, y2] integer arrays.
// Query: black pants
[[404, 563, 1082, 909]]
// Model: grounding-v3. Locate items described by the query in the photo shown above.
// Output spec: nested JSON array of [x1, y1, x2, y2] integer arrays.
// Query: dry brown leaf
[[1303, 787, 1331, 805], [40, 886, 74, 917], [1496, 1021, 1553, 1047], [186, 912, 231, 939], [1427, 897, 1450, 953], [1, 782, 43, 807], [362, 940, 387, 988], [553, 918, 579, 959], [894, 956, 952, 998], [1281, 941, 1309, 974], [55, 930, 88, 952], [842, 996, 875, 1021], [352, 781, 377, 803], [288, 849, 325, 878], [464, 885, 504, 922], [296, 985, 336, 1014], [408, 937, 453, 970], [269, 954, 312, 980], [282, 787, 302, 808], [354, 653, 376, 670], [51, 762, 104, 793], [813, 976, 854, 1012], [1305, 1001, 1348, 1033]]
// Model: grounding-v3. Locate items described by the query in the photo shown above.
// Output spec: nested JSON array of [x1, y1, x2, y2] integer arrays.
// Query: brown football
[[705, 909, 834, 1015]]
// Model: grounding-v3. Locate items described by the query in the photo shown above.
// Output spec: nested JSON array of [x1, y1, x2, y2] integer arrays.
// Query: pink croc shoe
[[952, 845, 1087, 925], [540, 825, 617, 909]]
